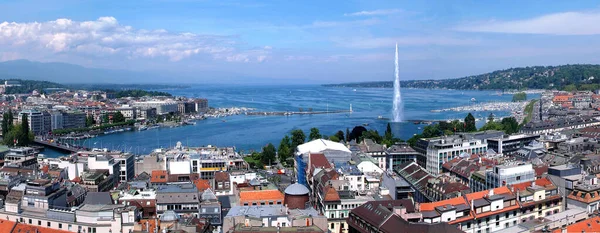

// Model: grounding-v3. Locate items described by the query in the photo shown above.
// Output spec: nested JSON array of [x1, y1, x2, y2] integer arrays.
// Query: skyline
[[1, 1, 600, 84]]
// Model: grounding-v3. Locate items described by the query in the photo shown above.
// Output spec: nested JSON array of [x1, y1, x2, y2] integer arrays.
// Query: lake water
[[42, 85, 539, 157]]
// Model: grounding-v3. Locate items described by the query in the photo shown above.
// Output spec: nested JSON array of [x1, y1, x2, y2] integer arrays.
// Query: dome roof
[[285, 183, 309, 195]]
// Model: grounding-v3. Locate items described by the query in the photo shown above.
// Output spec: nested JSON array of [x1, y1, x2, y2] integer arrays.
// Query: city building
[[116, 106, 136, 120], [486, 134, 541, 155], [348, 199, 464, 233], [415, 135, 489, 175], [155, 183, 200, 218], [566, 175, 600, 213], [199, 188, 221, 226], [223, 205, 328, 233], [61, 111, 86, 129], [132, 101, 178, 115], [381, 171, 414, 200], [80, 170, 115, 192], [19, 109, 51, 135], [394, 161, 435, 203], [385, 143, 419, 170], [511, 178, 562, 223], [482, 163, 536, 191]]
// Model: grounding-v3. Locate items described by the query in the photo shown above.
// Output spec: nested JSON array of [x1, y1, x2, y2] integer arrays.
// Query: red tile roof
[[194, 179, 211, 192], [419, 196, 467, 211], [12, 223, 71, 233], [553, 216, 600, 233], [307, 153, 331, 175], [511, 178, 554, 192], [465, 186, 512, 201], [151, 170, 168, 183], [140, 219, 161, 233], [0, 220, 16, 233], [239, 190, 284, 203], [323, 186, 340, 202]]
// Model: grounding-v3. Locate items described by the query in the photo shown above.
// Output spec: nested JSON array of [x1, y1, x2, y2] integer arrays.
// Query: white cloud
[[453, 11, 600, 35], [333, 36, 480, 49], [0, 17, 270, 62], [344, 9, 402, 17]]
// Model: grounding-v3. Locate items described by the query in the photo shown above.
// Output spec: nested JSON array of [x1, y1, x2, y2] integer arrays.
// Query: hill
[[324, 64, 600, 90]]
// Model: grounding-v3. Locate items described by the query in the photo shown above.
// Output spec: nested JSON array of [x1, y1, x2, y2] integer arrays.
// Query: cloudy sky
[[1, 0, 600, 83]]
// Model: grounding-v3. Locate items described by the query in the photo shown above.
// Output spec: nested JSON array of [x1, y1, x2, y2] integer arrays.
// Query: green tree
[[20, 114, 30, 144], [102, 114, 110, 124], [487, 113, 495, 123], [278, 135, 292, 166], [1, 112, 8, 136], [309, 128, 322, 141], [335, 130, 345, 143], [85, 115, 96, 127], [501, 117, 520, 134], [291, 129, 306, 149], [512, 92, 527, 102], [328, 135, 340, 142], [345, 128, 350, 142], [261, 143, 277, 166], [362, 130, 382, 144], [464, 113, 477, 132], [564, 84, 577, 92], [384, 123, 393, 140], [113, 112, 126, 123]]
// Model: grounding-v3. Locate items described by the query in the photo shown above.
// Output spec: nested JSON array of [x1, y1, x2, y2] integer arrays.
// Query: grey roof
[[284, 183, 310, 196], [160, 210, 180, 222], [201, 188, 217, 201], [226, 205, 319, 219], [83, 192, 113, 205], [421, 210, 440, 218], [157, 192, 199, 204], [472, 199, 490, 208]]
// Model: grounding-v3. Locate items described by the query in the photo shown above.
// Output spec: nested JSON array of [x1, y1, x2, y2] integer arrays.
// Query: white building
[[486, 163, 535, 189], [422, 136, 488, 175], [132, 101, 178, 115]]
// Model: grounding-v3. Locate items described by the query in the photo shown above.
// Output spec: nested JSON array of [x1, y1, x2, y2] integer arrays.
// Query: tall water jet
[[392, 43, 403, 122]]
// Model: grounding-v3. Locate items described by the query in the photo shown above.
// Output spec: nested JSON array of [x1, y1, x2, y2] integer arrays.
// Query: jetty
[[245, 110, 351, 116]]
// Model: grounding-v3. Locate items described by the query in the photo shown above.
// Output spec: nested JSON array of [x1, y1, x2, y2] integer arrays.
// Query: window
[[59, 223, 63, 229], [330, 223, 334, 229], [47, 222, 51, 227], [28, 219, 32, 224], [38, 220, 41, 226], [505, 223, 509, 228], [341, 223, 345, 229], [331, 214, 334, 218], [68, 225, 72, 231]]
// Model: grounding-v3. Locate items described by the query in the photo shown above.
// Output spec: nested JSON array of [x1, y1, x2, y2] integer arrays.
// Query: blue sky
[[1, 0, 600, 83]]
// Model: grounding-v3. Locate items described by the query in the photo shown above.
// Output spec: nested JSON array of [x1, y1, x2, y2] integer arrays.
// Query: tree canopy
[[309, 128, 322, 141], [290, 129, 306, 149]]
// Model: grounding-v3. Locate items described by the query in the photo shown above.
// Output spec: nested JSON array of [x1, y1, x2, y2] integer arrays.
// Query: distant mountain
[[0, 59, 183, 84], [324, 64, 600, 90], [0, 59, 314, 85]]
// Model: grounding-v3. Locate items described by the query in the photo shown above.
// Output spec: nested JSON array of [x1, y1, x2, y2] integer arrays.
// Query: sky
[[1, 0, 600, 84]]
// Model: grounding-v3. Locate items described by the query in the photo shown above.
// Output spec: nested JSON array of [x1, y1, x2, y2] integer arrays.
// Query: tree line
[[245, 124, 402, 169], [407, 113, 520, 146], [2, 111, 33, 146]]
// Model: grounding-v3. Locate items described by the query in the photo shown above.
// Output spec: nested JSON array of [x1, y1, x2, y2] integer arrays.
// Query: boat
[[362, 123, 369, 126], [222, 120, 226, 122], [471, 98, 477, 102], [353, 89, 357, 92]]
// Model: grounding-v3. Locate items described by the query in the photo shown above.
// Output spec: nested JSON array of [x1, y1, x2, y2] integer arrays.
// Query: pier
[[245, 110, 351, 116], [32, 139, 89, 153]]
